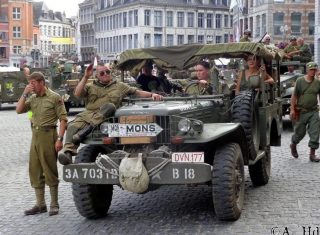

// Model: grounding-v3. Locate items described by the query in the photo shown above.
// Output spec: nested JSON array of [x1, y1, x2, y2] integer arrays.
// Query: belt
[[32, 125, 56, 130]]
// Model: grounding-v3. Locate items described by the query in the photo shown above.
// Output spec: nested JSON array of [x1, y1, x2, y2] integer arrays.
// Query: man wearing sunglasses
[[58, 64, 163, 165]]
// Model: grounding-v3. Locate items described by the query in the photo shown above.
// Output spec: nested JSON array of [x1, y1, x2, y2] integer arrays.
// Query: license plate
[[172, 152, 204, 163]]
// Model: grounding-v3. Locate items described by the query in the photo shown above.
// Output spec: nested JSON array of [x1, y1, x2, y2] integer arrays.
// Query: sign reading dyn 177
[[105, 123, 163, 137]]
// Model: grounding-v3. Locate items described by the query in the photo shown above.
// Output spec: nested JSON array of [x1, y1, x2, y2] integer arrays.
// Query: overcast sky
[[34, 0, 84, 17]]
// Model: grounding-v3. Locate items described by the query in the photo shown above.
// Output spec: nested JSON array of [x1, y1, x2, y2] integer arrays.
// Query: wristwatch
[[57, 136, 63, 141], [22, 93, 28, 99]]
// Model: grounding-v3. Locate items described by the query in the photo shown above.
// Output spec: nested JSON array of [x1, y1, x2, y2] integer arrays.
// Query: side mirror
[[248, 75, 260, 89]]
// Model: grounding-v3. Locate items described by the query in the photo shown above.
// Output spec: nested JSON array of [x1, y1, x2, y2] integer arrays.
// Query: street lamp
[[280, 24, 289, 42]]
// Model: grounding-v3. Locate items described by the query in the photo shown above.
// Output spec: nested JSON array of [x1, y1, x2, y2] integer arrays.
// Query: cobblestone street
[[0, 104, 320, 235]]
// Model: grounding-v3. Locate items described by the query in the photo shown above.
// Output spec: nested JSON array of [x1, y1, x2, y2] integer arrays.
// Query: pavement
[[0, 104, 320, 235]]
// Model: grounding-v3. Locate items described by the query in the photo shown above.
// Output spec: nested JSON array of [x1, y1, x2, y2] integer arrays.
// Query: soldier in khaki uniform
[[290, 62, 320, 162], [283, 36, 299, 60], [239, 29, 251, 42], [58, 64, 163, 165], [16, 72, 67, 215]]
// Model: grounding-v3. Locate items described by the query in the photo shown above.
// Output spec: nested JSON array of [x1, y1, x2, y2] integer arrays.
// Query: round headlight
[[100, 122, 109, 134], [178, 118, 191, 133]]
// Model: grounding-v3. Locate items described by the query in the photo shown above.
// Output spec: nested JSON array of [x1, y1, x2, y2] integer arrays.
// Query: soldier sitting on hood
[[58, 64, 163, 165]]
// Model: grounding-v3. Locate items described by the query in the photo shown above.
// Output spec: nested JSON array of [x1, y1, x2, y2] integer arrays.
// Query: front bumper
[[63, 156, 212, 185]]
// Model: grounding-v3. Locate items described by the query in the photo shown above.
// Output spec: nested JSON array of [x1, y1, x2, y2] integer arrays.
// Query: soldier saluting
[[16, 72, 67, 216]]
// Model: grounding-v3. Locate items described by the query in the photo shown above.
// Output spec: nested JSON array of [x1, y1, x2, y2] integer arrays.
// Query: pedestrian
[[16, 71, 68, 215], [58, 64, 163, 165], [240, 29, 251, 42], [262, 34, 271, 45], [290, 62, 320, 162], [283, 36, 299, 60]]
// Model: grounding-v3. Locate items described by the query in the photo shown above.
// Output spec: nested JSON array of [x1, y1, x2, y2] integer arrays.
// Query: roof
[[117, 42, 283, 72]]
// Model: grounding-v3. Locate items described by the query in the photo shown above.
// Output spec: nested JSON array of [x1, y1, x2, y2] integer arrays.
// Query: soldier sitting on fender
[[58, 64, 163, 165]]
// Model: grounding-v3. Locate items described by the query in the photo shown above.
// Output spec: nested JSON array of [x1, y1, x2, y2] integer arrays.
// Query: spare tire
[[232, 90, 259, 159]]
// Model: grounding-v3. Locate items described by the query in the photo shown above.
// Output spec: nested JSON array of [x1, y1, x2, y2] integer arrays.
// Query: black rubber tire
[[249, 146, 271, 186], [72, 145, 113, 219], [232, 90, 259, 159], [212, 143, 245, 221]]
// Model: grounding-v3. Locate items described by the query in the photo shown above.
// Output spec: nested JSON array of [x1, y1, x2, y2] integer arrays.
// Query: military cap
[[306, 62, 318, 70], [28, 71, 45, 81], [289, 35, 297, 41]]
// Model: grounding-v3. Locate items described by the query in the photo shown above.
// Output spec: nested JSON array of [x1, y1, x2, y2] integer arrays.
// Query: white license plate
[[172, 152, 204, 163]]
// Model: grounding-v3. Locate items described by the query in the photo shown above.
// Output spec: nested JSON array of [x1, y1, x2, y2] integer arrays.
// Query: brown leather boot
[[24, 205, 47, 215], [290, 144, 299, 158], [309, 148, 320, 162]]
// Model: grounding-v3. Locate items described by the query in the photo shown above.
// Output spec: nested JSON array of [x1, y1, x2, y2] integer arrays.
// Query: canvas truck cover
[[117, 42, 283, 72]]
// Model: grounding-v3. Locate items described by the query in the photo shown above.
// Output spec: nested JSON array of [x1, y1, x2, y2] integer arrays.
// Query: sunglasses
[[99, 70, 111, 76]]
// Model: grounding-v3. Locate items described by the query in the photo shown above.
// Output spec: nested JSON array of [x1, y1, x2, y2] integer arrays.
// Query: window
[[255, 15, 261, 37], [273, 12, 284, 35], [0, 32, 7, 41], [308, 12, 315, 35], [0, 47, 6, 58], [123, 12, 127, 27], [261, 14, 266, 35], [154, 11, 162, 27], [166, 11, 173, 27], [134, 34, 138, 48], [224, 15, 229, 28], [33, 34, 38, 46], [154, 34, 162, 47], [48, 26, 51, 36], [188, 12, 194, 27], [167, 34, 174, 46], [198, 13, 204, 28], [216, 14, 221, 28], [224, 34, 228, 43], [144, 10, 150, 26], [12, 7, 21, 20], [144, 34, 151, 48], [198, 35, 204, 44], [216, 36, 222, 43], [177, 12, 184, 27], [134, 10, 138, 26], [188, 35, 194, 44], [13, 26, 21, 38], [207, 14, 213, 28], [129, 11, 133, 27], [177, 35, 184, 45], [128, 34, 133, 49], [13, 45, 22, 54], [291, 12, 301, 34], [123, 35, 127, 50]]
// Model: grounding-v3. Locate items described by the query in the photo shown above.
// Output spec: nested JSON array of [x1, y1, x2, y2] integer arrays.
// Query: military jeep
[[0, 70, 27, 109], [63, 43, 283, 221]]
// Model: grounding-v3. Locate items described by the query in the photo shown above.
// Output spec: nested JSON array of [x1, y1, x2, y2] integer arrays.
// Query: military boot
[[58, 151, 73, 165], [290, 144, 299, 158], [49, 186, 59, 216], [24, 188, 47, 215], [309, 148, 320, 162], [72, 124, 95, 145]]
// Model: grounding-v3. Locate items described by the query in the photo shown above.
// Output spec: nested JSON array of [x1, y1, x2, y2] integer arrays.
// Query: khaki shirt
[[25, 89, 68, 126], [77, 80, 138, 123]]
